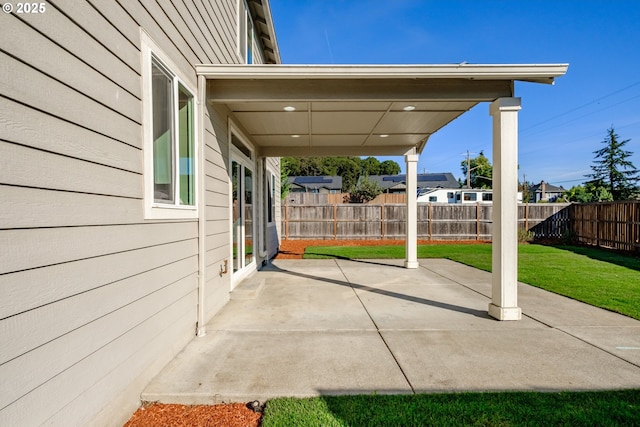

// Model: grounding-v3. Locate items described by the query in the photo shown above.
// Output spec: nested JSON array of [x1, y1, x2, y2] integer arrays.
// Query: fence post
[[285, 198, 289, 240], [525, 203, 529, 230], [476, 203, 480, 241], [595, 203, 599, 247], [428, 203, 433, 240], [333, 203, 337, 240], [381, 204, 385, 239]]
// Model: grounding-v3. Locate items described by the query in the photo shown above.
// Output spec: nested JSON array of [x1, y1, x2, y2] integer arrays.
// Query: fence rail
[[284, 192, 407, 205], [282, 202, 571, 241]]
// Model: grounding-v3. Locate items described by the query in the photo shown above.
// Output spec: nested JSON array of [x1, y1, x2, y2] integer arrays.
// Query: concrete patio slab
[[142, 258, 640, 404], [337, 259, 542, 331], [559, 326, 640, 366], [382, 329, 640, 393], [142, 330, 411, 405]]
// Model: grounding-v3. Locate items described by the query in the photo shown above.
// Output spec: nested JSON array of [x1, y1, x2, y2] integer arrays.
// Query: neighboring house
[[417, 189, 523, 204], [288, 176, 342, 193], [0, 2, 567, 424], [529, 180, 565, 202], [368, 173, 459, 193]]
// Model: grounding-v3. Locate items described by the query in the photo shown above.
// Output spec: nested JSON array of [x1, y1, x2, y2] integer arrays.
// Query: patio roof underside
[[197, 64, 568, 157]]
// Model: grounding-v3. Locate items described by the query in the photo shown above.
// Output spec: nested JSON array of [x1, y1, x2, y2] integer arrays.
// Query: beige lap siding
[[0, 0, 251, 425]]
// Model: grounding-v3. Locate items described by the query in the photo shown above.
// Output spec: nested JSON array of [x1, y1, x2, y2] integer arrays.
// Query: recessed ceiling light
[[284, 106, 296, 112], [379, 134, 389, 138], [291, 134, 301, 138], [403, 105, 416, 111]]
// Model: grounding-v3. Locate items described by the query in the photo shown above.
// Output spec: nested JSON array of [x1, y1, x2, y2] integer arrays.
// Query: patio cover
[[196, 64, 566, 156], [196, 63, 568, 320]]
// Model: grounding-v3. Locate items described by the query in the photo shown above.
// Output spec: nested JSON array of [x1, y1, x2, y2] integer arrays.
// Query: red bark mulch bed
[[123, 403, 261, 427], [276, 238, 489, 259]]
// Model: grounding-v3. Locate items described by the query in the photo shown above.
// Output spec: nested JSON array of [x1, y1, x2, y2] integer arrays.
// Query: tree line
[[281, 156, 401, 193]]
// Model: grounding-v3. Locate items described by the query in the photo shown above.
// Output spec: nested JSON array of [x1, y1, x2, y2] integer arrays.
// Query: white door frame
[[229, 121, 257, 288]]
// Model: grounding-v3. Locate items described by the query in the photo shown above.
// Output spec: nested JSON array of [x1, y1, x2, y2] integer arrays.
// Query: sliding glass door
[[231, 158, 254, 275]]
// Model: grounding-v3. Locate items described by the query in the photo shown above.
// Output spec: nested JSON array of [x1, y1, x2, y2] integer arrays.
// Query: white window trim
[[237, 0, 247, 63], [141, 30, 199, 220], [237, 0, 262, 64], [229, 120, 255, 165]]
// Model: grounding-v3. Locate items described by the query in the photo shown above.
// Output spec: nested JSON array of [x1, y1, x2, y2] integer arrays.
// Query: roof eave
[[195, 63, 569, 84]]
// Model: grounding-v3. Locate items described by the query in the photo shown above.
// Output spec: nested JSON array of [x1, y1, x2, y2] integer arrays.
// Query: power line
[[521, 117, 640, 152], [521, 93, 640, 139], [520, 79, 640, 134]]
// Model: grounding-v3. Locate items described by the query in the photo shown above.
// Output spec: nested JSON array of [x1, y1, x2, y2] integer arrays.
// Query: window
[[463, 192, 477, 201], [267, 172, 276, 223], [482, 193, 493, 201], [238, 0, 254, 64], [142, 31, 198, 219], [429, 196, 437, 202], [447, 192, 454, 199]]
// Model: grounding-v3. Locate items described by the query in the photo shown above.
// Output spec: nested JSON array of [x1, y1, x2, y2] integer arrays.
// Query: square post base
[[488, 303, 522, 321], [404, 260, 419, 269]]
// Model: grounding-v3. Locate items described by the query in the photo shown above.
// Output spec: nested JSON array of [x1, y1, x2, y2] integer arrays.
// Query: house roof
[[367, 173, 460, 190], [247, 0, 281, 64], [529, 182, 565, 193], [197, 64, 568, 157], [288, 176, 342, 191]]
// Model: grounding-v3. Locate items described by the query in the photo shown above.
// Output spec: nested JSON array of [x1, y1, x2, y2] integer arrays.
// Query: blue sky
[[269, 0, 640, 187]]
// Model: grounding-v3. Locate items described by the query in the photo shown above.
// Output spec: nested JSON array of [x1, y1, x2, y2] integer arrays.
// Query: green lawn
[[305, 243, 640, 320], [261, 390, 640, 427]]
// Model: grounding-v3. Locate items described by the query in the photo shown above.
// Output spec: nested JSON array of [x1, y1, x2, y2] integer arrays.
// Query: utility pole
[[466, 150, 471, 188], [463, 150, 478, 189]]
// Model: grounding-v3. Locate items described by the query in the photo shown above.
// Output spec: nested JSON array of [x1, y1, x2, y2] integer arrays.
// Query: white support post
[[489, 97, 522, 321], [405, 151, 419, 269]]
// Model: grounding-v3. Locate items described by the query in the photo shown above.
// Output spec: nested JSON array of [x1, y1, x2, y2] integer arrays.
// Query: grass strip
[[262, 390, 640, 427], [304, 243, 640, 320]]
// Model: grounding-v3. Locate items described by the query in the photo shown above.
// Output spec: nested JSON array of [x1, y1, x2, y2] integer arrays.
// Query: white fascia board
[[195, 63, 568, 84], [260, 0, 281, 63]]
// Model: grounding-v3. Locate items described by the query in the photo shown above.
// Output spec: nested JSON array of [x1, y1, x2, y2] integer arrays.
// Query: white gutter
[[195, 63, 569, 84]]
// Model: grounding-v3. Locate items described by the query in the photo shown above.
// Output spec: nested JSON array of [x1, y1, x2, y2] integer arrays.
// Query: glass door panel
[[231, 158, 254, 276], [232, 161, 241, 273], [244, 168, 253, 267]]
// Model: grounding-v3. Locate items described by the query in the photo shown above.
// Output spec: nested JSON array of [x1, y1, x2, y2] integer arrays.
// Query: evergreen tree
[[586, 126, 639, 200]]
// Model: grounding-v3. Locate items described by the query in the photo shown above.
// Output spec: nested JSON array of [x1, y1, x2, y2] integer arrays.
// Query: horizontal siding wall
[[0, 1, 241, 426], [203, 102, 232, 320]]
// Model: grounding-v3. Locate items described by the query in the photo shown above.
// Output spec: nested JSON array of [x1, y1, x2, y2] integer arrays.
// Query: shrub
[[518, 229, 535, 243], [349, 177, 382, 203], [561, 229, 578, 245]]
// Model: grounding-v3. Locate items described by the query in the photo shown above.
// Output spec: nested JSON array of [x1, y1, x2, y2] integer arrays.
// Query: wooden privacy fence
[[570, 201, 640, 252], [285, 192, 407, 205], [282, 202, 571, 241]]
